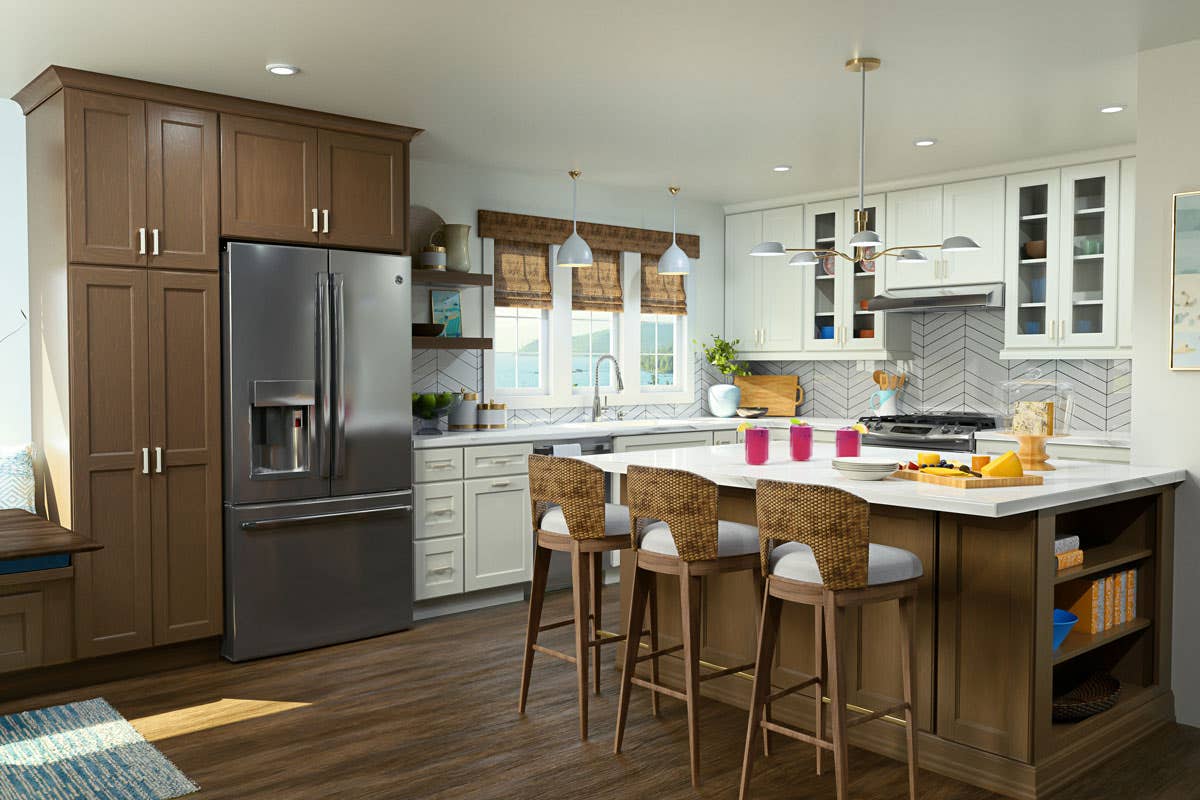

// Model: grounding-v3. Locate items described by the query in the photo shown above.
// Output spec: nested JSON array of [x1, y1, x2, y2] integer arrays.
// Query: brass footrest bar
[[760, 719, 834, 751], [845, 701, 910, 729], [589, 632, 627, 647], [538, 618, 575, 633], [699, 661, 757, 683], [531, 644, 575, 664], [766, 676, 820, 704], [630, 676, 689, 703], [636, 644, 683, 662]]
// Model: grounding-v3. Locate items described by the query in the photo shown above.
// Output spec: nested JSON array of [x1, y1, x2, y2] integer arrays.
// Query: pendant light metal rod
[[669, 185, 680, 241], [569, 169, 581, 232], [858, 64, 866, 214]]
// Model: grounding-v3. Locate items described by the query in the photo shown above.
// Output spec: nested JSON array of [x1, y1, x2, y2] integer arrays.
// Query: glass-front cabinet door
[[840, 194, 885, 351], [1004, 169, 1061, 350], [802, 200, 843, 351], [1057, 161, 1119, 348]]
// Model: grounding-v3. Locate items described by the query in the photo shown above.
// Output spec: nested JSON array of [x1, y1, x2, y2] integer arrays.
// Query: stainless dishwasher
[[531, 437, 614, 591]]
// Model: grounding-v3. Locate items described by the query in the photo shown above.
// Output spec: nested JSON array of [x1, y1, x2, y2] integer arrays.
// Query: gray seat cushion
[[540, 503, 630, 537], [769, 541, 923, 586], [639, 519, 759, 558]]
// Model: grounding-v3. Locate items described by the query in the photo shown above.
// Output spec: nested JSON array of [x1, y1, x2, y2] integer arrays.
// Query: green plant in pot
[[695, 335, 750, 417]]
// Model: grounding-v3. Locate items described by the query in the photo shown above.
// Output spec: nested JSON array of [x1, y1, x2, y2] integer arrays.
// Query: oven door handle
[[862, 435, 974, 452]]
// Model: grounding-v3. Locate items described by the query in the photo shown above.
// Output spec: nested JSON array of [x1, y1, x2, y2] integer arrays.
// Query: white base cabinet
[[464, 474, 532, 592], [414, 536, 464, 601]]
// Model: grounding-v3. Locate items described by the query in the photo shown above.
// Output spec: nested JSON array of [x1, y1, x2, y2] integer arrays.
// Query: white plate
[[835, 468, 893, 482], [833, 457, 901, 468]]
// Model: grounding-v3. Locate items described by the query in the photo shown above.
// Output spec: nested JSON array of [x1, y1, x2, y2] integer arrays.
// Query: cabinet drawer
[[712, 429, 738, 445], [413, 536, 464, 601], [414, 481, 464, 540], [463, 443, 533, 479], [613, 431, 714, 452], [414, 448, 464, 483], [0, 592, 44, 674]]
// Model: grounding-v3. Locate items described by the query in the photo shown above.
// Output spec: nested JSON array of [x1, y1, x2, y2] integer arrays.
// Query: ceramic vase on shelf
[[707, 383, 741, 417], [431, 224, 472, 273]]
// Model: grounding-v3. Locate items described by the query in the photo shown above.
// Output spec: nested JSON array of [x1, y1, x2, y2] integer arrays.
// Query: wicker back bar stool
[[738, 480, 923, 800], [519, 454, 647, 741], [613, 465, 762, 789]]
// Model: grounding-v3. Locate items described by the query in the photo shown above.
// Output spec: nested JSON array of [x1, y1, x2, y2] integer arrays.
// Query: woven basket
[[1052, 673, 1121, 723]]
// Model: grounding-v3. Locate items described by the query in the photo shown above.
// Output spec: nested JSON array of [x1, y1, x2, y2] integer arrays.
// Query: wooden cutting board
[[891, 470, 1044, 489], [734, 375, 803, 417]]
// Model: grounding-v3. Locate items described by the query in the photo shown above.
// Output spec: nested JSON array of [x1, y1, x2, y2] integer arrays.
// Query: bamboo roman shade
[[479, 210, 700, 259], [640, 254, 688, 316], [494, 240, 553, 309], [572, 250, 623, 312]]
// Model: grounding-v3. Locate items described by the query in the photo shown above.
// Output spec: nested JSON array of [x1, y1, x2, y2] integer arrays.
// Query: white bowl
[[833, 457, 900, 469], [835, 468, 894, 482]]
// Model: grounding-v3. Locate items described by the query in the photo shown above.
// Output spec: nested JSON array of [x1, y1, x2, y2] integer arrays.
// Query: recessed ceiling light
[[772, 164, 792, 173], [1099, 104, 1126, 114], [266, 63, 301, 76], [913, 138, 937, 147]]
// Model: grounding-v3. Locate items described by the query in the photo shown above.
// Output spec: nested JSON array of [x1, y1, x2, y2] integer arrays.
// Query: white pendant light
[[788, 251, 820, 266], [657, 186, 690, 275], [748, 241, 788, 257], [896, 249, 928, 263], [556, 170, 593, 268], [849, 229, 883, 249], [940, 234, 981, 252]]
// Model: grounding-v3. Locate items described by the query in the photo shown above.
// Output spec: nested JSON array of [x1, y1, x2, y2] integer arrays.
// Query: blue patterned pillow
[[0, 444, 35, 513]]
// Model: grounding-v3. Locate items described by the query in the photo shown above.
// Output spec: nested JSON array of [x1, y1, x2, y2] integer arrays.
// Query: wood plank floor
[[2, 591, 1199, 799]]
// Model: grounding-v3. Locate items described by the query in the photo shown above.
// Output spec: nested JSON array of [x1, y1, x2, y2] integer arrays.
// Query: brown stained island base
[[592, 452, 1179, 800]]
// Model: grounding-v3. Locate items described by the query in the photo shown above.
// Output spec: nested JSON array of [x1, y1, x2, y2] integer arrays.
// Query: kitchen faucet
[[591, 354, 625, 422]]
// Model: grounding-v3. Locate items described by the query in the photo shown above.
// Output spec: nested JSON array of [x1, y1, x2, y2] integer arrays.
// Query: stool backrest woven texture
[[527, 454, 608, 541], [754, 480, 871, 590], [627, 465, 719, 562]]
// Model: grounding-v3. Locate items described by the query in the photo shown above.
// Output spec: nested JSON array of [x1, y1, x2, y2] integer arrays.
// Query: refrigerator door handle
[[331, 273, 347, 478], [317, 273, 332, 478], [240, 503, 413, 530]]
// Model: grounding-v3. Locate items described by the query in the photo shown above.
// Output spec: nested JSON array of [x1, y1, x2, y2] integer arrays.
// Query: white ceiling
[[3, 0, 1199, 203]]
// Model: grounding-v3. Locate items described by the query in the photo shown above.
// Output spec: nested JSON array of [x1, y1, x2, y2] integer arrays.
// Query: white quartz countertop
[[412, 415, 1130, 451], [577, 442, 1180, 518]]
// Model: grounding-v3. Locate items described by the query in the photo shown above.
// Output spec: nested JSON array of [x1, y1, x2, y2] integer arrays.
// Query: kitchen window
[[640, 314, 679, 388], [572, 311, 619, 389], [494, 306, 548, 392]]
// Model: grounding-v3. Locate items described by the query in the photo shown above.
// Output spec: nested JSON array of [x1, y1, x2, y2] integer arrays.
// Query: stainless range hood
[[865, 283, 1004, 313]]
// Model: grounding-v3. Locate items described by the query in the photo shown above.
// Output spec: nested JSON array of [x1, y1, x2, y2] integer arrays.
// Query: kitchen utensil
[[789, 424, 812, 461], [744, 428, 769, 465], [448, 389, 478, 430], [1024, 240, 1047, 259], [733, 376, 803, 417], [855, 328, 875, 339], [412, 323, 446, 337], [708, 383, 741, 417], [860, 299, 870, 310], [418, 245, 447, 269], [873, 369, 887, 390], [736, 407, 768, 418], [835, 428, 862, 458], [869, 389, 899, 416], [833, 457, 896, 481], [431, 223, 472, 273], [1030, 276, 1047, 302], [818, 325, 836, 339], [477, 401, 508, 430], [891, 470, 1044, 488], [1022, 320, 1044, 335], [1052, 609, 1078, 651]]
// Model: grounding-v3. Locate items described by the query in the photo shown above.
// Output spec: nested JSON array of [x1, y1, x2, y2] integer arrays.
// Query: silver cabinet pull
[[1061, 320, 1067, 340], [491, 479, 511, 488], [322, 209, 330, 234], [428, 566, 454, 574], [142, 447, 149, 474], [138, 227, 146, 255], [155, 446, 163, 473], [152, 228, 160, 256], [312, 208, 319, 233]]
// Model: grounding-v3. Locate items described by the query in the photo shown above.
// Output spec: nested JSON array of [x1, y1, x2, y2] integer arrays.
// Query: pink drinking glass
[[835, 428, 862, 458], [744, 428, 769, 465], [789, 425, 813, 461]]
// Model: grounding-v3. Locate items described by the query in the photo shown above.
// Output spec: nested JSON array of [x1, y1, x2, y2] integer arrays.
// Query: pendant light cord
[[858, 64, 866, 213], [572, 176, 578, 233]]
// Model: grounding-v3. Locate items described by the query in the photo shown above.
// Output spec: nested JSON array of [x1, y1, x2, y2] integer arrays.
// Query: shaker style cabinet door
[[463, 475, 532, 592], [68, 266, 153, 658], [148, 271, 223, 644], [65, 90, 147, 266], [220, 114, 320, 243], [146, 104, 220, 270], [317, 129, 407, 252], [883, 185, 942, 290]]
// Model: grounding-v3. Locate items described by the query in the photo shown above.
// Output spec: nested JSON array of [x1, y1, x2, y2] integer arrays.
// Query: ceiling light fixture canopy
[[265, 63, 300, 76], [657, 186, 690, 275], [556, 170, 593, 268], [747, 57, 980, 266]]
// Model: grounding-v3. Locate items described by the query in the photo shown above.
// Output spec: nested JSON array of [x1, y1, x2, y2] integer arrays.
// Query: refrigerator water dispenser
[[250, 379, 316, 477]]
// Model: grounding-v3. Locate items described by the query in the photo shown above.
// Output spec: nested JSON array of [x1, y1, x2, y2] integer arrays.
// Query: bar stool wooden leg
[[824, 597, 850, 800], [757, 572, 772, 758], [591, 551, 604, 695], [614, 563, 650, 754], [899, 590, 919, 800], [738, 588, 782, 800], [679, 567, 703, 788], [570, 546, 592, 740], [519, 544, 553, 714], [814, 603, 826, 776], [647, 577, 660, 717]]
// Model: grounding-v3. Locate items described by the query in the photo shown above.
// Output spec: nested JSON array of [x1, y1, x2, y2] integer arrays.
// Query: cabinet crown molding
[[13, 65, 424, 143]]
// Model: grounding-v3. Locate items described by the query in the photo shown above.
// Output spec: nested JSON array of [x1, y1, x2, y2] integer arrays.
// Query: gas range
[[856, 413, 999, 453]]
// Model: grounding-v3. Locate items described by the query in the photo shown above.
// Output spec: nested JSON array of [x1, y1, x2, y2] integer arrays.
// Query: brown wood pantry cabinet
[[17, 65, 420, 672]]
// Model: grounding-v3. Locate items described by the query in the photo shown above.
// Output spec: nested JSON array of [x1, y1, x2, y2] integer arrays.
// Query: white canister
[[478, 401, 508, 430], [418, 245, 447, 269], [449, 390, 478, 431]]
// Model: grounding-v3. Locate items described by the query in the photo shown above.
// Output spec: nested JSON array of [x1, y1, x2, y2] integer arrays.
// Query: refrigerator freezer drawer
[[222, 490, 413, 662]]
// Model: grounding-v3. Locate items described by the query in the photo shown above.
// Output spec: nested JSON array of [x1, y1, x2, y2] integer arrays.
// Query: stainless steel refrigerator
[[221, 242, 413, 662]]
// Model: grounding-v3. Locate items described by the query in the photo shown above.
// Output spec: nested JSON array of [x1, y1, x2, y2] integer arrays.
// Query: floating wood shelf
[[412, 336, 492, 350], [411, 270, 493, 288], [1053, 617, 1151, 666]]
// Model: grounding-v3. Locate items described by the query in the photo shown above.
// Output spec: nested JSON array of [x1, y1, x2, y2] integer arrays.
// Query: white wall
[[0, 100, 28, 447], [1133, 39, 1200, 726]]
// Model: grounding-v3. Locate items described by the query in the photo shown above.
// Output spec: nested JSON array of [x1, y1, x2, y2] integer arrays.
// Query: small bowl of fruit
[[412, 391, 461, 436]]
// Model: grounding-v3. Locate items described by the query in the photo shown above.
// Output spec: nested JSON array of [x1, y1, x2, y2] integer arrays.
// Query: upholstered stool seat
[[640, 519, 759, 557], [541, 503, 631, 537], [770, 541, 923, 586]]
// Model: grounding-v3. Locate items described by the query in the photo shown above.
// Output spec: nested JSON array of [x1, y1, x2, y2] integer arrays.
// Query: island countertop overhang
[[578, 442, 1185, 518]]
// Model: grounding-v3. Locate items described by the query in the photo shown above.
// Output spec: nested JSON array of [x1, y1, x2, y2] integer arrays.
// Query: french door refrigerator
[[221, 242, 413, 661]]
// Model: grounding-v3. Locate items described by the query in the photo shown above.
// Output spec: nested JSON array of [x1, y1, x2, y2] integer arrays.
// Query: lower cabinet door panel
[[463, 475, 532, 592], [414, 536, 465, 601], [0, 592, 44, 673]]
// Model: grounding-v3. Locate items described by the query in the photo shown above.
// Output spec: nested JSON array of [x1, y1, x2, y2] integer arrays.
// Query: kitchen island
[[579, 442, 1184, 799]]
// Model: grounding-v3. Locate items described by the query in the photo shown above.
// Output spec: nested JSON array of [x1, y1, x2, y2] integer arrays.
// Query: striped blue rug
[[0, 698, 198, 799]]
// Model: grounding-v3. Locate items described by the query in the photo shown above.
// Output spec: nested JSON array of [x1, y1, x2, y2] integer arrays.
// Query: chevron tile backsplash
[[415, 310, 1130, 433]]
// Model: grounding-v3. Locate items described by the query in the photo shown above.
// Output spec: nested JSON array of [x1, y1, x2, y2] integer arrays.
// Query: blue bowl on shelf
[[1030, 276, 1046, 303], [1052, 609, 1079, 651], [1022, 320, 1043, 335], [818, 325, 836, 340]]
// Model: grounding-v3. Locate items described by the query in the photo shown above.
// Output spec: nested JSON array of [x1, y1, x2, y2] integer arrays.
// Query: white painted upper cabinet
[[883, 186, 943, 289], [802, 200, 844, 351], [1004, 169, 1061, 351], [759, 206, 806, 352], [724, 212, 762, 350], [839, 194, 887, 351], [1117, 158, 1135, 350], [941, 177, 1005, 284], [1057, 161, 1119, 348]]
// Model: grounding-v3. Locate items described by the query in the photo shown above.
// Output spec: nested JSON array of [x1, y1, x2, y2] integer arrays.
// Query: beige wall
[[1134, 39, 1200, 726]]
